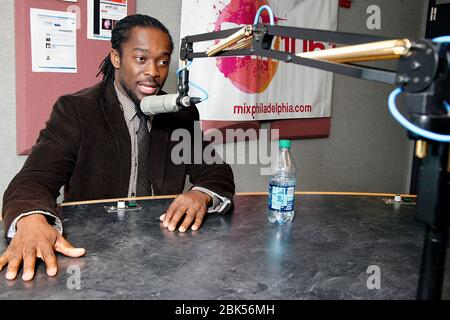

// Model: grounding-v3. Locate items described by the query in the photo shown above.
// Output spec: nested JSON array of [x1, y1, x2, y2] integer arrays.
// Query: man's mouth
[[138, 83, 159, 95]]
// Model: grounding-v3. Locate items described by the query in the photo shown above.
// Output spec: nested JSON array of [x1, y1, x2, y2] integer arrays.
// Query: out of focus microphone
[[140, 94, 202, 116]]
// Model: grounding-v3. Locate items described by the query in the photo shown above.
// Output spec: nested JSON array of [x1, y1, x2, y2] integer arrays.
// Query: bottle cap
[[279, 139, 291, 148]]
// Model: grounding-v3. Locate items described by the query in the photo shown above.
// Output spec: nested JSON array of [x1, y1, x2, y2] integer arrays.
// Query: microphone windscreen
[[140, 94, 179, 115]]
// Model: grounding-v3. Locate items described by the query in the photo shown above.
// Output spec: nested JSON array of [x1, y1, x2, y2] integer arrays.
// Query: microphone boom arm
[[180, 24, 440, 91]]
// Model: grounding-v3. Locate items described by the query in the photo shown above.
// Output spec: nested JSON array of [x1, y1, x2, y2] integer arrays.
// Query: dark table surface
[[0, 194, 449, 300]]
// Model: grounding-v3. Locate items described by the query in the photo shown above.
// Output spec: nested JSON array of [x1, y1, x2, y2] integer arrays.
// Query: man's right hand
[[0, 214, 85, 281]]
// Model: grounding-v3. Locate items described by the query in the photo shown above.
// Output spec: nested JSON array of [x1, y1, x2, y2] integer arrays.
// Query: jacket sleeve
[[184, 107, 235, 203], [2, 96, 80, 237]]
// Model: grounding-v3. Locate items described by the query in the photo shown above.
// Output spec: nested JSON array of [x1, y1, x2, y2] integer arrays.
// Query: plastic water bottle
[[268, 139, 296, 224]]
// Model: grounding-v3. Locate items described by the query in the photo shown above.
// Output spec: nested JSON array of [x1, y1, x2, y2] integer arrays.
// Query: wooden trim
[[236, 191, 417, 197], [59, 191, 417, 207], [60, 195, 178, 207]]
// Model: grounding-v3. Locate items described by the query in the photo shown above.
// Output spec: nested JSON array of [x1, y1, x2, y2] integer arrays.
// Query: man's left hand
[[160, 190, 212, 232]]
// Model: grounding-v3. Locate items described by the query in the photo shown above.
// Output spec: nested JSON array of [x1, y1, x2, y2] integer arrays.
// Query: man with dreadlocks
[[0, 14, 235, 282]]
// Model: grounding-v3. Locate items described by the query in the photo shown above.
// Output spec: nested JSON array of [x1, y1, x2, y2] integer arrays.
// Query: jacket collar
[[100, 81, 132, 196]]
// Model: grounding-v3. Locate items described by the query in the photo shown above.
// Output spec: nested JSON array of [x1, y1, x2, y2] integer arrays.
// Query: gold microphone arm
[[186, 24, 435, 89], [206, 25, 253, 57], [296, 39, 412, 63], [205, 26, 411, 63]]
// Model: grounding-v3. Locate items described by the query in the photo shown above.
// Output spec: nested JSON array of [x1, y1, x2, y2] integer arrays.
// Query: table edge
[[59, 191, 417, 207]]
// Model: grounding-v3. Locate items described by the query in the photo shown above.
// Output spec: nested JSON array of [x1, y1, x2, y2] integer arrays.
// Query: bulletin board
[[15, 0, 136, 155]]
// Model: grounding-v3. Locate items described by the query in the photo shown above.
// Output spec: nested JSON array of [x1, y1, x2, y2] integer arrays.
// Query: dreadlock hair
[[97, 14, 174, 84]]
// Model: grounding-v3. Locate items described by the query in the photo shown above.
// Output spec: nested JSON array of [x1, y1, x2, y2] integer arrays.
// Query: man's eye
[[136, 57, 145, 63], [159, 60, 169, 66]]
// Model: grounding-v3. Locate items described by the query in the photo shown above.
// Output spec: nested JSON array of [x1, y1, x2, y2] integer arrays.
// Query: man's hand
[[160, 190, 212, 232], [0, 214, 85, 281]]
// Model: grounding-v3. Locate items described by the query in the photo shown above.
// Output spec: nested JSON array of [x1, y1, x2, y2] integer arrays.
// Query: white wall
[[0, 0, 27, 216]]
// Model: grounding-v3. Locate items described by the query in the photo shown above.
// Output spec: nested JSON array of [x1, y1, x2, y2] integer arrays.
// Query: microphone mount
[[177, 59, 191, 107], [175, 59, 202, 110]]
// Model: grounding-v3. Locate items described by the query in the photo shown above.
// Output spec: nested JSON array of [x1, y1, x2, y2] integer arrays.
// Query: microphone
[[140, 94, 202, 116]]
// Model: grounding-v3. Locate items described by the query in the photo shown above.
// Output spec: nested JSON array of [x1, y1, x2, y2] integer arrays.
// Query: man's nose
[[145, 60, 160, 79]]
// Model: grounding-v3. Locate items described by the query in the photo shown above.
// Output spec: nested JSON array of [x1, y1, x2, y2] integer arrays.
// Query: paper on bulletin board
[[30, 8, 77, 73], [87, 0, 128, 40]]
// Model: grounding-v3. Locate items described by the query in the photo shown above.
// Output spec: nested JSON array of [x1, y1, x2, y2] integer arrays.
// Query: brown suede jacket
[[2, 81, 235, 236]]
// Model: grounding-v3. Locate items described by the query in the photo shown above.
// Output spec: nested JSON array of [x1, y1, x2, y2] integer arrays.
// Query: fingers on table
[[5, 253, 22, 280], [168, 206, 189, 232], [54, 236, 86, 258], [179, 208, 198, 232], [191, 209, 206, 231], [163, 204, 206, 232], [39, 246, 58, 276], [163, 198, 184, 230], [22, 247, 37, 281], [0, 253, 8, 272], [1, 246, 56, 280]]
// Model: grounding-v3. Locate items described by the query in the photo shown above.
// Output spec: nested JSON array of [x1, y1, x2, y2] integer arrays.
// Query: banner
[[180, 0, 338, 122]]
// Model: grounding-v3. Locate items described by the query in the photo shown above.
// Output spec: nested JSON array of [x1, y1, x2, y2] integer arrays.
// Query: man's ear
[[110, 49, 121, 69]]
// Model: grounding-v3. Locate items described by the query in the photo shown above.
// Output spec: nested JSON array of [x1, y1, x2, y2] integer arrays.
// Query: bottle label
[[268, 185, 295, 211]]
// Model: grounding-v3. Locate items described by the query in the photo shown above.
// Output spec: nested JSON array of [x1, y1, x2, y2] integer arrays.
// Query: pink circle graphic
[[214, 0, 280, 94]]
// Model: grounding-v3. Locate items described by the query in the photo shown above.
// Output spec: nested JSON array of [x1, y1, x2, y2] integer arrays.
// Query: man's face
[[112, 26, 172, 105]]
